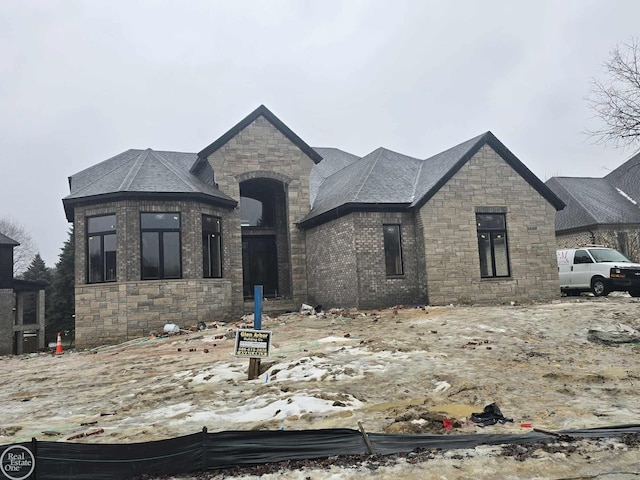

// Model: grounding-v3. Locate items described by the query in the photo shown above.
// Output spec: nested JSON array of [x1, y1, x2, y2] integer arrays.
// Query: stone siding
[[75, 279, 233, 347], [305, 212, 426, 309], [205, 116, 315, 306], [74, 199, 236, 347], [419, 145, 560, 305]]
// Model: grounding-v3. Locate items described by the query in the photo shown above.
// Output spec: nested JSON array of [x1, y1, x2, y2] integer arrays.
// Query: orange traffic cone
[[55, 332, 63, 355]]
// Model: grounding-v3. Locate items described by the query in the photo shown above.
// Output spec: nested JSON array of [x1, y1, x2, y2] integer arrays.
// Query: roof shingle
[[545, 176, 640, 231]]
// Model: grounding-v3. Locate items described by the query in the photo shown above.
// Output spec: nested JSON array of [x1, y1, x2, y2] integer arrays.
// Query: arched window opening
[[240, 179, 278, 227]]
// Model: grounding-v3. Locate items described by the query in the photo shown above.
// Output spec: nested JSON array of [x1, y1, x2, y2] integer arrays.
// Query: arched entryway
[[239, 177, 291, 299]]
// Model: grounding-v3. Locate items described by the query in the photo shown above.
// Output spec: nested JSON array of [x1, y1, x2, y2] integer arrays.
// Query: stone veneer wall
[[74, 199, 235, 347], [556, 227, 640, 262], [305, 212, 426, 309], [0, 289, 14, 355], [419, 144, 560, 305], [205, 116, 315, 307], [74, 280, 232, 346]]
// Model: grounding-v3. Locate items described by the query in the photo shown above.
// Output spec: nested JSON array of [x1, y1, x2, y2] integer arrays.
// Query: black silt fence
[[2, 424, 640, 480]]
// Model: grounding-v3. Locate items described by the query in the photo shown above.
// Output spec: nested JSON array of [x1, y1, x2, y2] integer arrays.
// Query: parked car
[[556, 247, 640, 297]]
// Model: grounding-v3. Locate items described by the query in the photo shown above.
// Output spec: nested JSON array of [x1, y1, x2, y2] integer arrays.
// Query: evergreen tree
[[47, 228, 75, 341], [21, 253, 53, 323]]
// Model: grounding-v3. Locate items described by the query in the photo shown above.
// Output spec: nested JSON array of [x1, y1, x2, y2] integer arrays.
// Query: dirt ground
[[2, 295, 640, 478]]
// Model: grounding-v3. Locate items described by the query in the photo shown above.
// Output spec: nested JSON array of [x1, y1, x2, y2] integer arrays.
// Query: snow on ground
[[3, 296, 640, 478]]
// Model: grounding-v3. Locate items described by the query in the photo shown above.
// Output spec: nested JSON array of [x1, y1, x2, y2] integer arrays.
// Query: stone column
[[14, 292, 24, 354], [0, 289, 14, 355], [37, 290, 45, 350]]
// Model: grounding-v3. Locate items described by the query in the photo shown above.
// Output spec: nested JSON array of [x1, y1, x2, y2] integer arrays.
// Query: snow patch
[[179, 392, 363, 425], [175, 362, 246, 384], [318, 336, 355, 343], [616, 187, 638, 205]]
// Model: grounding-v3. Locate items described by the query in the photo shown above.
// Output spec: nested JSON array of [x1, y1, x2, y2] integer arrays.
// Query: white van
[[556, 247, 640, 297]]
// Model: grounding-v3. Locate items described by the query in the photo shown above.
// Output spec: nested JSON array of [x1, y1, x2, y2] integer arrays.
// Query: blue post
[[254, 285, 263, 330]]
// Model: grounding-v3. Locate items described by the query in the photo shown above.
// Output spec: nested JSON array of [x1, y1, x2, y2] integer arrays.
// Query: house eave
[[298, 203, 411, 229], [556, 223, 640, 236], [63, 191, 237, 222], [413, 132, 566, 212]]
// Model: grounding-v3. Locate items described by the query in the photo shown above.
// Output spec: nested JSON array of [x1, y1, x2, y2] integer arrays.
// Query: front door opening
[[240, 177, 291, 300], [242, 236, 278, 299]]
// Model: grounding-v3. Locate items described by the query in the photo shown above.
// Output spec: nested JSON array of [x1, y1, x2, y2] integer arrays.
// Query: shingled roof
[[310, 147, 361, 205], [0, 233, 19, 247], [547, 169, 640, 233], [300, 131, 565, 228], [63, 149, 236, 221], [605, 151, 640, 202], [63, 107, 566, 229]]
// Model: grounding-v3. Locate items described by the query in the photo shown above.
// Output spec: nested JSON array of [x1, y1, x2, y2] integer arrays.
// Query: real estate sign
[[234, 329, 272, 358]]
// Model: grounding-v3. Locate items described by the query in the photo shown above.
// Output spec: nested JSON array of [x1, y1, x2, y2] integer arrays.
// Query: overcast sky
[[1, 0, 639, 267]]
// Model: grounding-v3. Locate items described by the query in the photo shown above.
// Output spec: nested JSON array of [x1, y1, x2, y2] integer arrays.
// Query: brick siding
[[305, 215, 358, 307], [306, 212, 426, 309]]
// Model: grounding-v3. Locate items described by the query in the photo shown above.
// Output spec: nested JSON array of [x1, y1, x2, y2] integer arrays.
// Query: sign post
[[234, 285, 272, 380]]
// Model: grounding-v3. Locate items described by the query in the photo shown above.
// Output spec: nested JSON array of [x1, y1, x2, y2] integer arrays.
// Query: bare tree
[[587, 38, 640, 151], [0, 217, 36, 275]]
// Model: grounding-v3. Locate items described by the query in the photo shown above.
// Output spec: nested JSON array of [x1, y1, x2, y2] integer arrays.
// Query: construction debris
[[67, 428, 105, 441]]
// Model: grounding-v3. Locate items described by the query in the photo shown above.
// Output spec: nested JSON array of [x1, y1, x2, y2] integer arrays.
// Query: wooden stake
[[358, 421, 376, 455], [248, 358, 261, 380]]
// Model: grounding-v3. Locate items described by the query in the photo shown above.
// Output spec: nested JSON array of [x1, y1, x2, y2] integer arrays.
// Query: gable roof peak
[[196, 104, 322, 164]]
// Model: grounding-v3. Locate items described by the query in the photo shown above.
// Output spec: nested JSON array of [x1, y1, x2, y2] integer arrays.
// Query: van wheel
[[591, 278, 609, 297], [629, 290, 640, 298]]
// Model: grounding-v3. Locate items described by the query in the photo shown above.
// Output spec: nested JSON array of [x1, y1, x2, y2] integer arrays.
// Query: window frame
[[140, 212, 182, 280], [86, 214, 117, 284], [202, 214, 222, 278], [383, 224, 404, 276], [476, 213, 511, 278]]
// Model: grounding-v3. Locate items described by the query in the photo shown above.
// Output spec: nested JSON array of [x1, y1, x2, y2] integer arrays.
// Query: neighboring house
[[63, 105, 565, 347], [0, 233, 47, 355], [546, 152, 640, 262]]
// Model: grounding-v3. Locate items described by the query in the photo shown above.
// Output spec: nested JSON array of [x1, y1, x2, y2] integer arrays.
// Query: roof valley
[[411, 160, 425, 203]]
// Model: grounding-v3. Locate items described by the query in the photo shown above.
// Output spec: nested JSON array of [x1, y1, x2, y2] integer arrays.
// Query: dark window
[[573, 249, 593, 264], [203, 215, 222, 278], [477, 213, 510, 278], [240, 180, 276, 227], [141, 213, 181, 280], [87, 214, 116, 283], [383, 224, 403, 275]]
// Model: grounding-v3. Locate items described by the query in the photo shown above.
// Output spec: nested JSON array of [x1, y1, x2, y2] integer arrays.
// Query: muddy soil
[[2, 295, 640, 478]]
